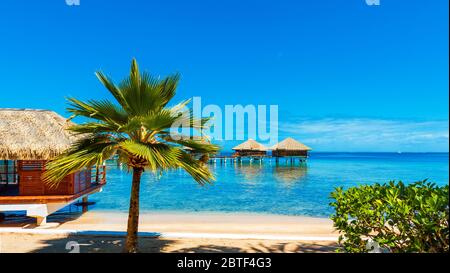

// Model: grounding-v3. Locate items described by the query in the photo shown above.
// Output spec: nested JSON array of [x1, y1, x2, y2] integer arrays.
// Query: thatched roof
[[271, 137, 312, 151], [232, 139, 267, 151], [0, 109, 80, 160]]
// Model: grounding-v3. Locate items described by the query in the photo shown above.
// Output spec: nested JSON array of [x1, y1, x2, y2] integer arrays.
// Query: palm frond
[[177, 152, 215, 185], [119, 140, 182, 172], [67, 97, 128, 125], [43, 135, 118, 186], [158, 73, 180, 108], [95, 71, 130, 111], [169, 98, 191, 114], [163, 136, 220, 154], [42, 143, 116, 187], [68, 122, 121, 135], [125, 63, 180, 114], [171, 107, 212, 130], [141, 109, 178, 133]]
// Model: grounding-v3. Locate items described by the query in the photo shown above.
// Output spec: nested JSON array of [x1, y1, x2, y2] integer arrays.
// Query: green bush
[[330, 180, 449, 253]]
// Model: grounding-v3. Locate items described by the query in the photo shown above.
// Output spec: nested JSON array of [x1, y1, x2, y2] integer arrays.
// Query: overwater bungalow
[[271, 137, 312, 158], [232, 139, 268, 157], [0, 109, 106, 225]]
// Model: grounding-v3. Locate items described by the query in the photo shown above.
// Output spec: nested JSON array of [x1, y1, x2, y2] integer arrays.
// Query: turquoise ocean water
[[88, 153, 449, 217]]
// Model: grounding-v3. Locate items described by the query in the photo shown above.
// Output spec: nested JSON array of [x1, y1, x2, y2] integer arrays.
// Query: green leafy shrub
[[330, 180, 449, 253]]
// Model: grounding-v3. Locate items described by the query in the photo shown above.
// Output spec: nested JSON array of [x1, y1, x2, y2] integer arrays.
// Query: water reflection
[[273, 165, 308, 186], [210, 161, 309, 188], [232, 163, 265, 182]]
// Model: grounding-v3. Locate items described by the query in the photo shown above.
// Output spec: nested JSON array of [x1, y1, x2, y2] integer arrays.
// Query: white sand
[[0, 211, 339, 253]]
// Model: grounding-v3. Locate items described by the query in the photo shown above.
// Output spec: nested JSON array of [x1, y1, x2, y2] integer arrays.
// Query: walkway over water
[[208, 156, 307, 165]]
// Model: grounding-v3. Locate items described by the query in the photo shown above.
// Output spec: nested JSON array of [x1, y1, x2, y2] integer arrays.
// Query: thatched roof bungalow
[[0, 109, 81, 160], [232, 139, 267, 157], [271, 137, 312, 157], [0, 109, 106, 225]]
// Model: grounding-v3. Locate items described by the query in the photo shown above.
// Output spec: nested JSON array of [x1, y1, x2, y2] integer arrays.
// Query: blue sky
[[0, 0, 448, 152]]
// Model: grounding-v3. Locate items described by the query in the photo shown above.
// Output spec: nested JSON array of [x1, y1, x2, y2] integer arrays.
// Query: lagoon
[[88, 152, 449, 217]]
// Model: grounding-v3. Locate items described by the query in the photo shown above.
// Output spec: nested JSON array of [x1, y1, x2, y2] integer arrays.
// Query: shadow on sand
[[0, 211, 86, 229], [28, 235, 174, 253], [26, 235, 338, 253], [171, 242, 338, 253]]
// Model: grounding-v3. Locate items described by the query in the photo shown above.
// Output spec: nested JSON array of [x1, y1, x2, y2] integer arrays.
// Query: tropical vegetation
[[43, 59, 219, 253], [330, 180, 449, 253]]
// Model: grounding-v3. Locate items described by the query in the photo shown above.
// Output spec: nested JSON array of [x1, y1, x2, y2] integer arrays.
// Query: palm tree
[[43, 59, 219, 253]]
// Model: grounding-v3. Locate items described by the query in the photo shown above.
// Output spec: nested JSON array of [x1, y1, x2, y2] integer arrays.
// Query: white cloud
[[280, 118, 449, 152]]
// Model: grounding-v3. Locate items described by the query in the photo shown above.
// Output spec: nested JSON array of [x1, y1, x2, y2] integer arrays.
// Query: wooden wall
[[272, 150, 309, 157], [17, 160, 92, 196], [233, 150, 267, 157]]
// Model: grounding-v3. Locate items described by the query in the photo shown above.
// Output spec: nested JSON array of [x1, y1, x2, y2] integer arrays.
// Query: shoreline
[[84, 209, 332, 218], [0, 211, 339, 253], [1, 210, 337, 238]]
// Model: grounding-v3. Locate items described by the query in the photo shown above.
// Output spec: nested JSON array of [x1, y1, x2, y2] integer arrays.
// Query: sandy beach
[[0, 211, 339, 253]]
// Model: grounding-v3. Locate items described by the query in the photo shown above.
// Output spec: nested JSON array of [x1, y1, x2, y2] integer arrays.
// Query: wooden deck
[[0, 184, 104, 205], [208, 155, 308, 164]]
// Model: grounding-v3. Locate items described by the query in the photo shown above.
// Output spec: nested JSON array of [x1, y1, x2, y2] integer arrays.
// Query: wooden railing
[[92, 164, 107, 185], [2, 162, 105, 187]]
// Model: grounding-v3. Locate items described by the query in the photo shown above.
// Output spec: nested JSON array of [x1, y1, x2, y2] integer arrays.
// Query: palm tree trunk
[[125, 167, 143, 253]]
